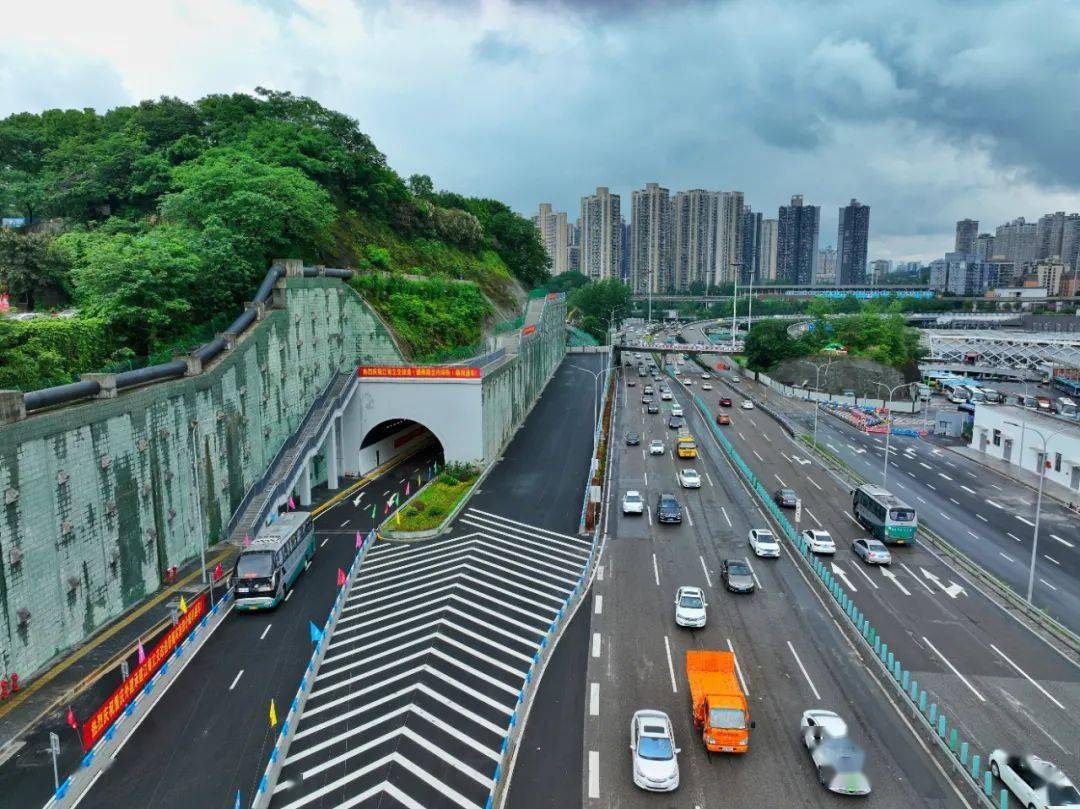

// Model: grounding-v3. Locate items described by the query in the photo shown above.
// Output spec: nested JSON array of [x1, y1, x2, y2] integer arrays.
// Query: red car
[[719, 397, 733, 407], [716, 413, 731, 425]]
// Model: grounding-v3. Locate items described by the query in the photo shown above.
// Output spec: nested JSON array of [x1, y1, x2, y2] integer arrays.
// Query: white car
[[748, 528, 780, 558], [630, 709, 681, 792], [989, 750, 1080, 809], [622, 490, 645, 515], [702, 382, 713, 391], [801, 708, 848, 740], [802, 529, 837, 555], [731, 376, 741, 383], [678, 468, 701, 488], [649, 439, 665, 456], [701, 373, 711, 380], [682, 378, 693, 385], [740, 400, 754, 410], [674, 585, 707, 627], [661, 390, 673, 401], [671, 405, 683, 417], [801, 710, 871, 797]]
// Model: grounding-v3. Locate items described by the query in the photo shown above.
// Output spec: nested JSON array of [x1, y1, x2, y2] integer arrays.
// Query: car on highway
[[622, 490, 645, 515], [701, 372, 711, 379], [644, 385, 654, 395], [702, 382, 712, 391], [674, 586, 707, 628], [721, 560, 755, 593], [668, 416, 685, 430], [630, 709, 681, 792], [716, 413, 731, 425], [748, 529, 780, 558], [989, 750, 1080, 809], [852, 538, 891, 565], [657, 494, 683, 524], [740, 400, 754, 410], [627, 378, 637, 387], [730, 376, 741, 383], [647, 402, 660, 414], [671, 405, 683, 417], [650, 439, 665, 455], [682, 377, 694, 385], [625, 431, 641, 446], [678, 468, 701, 488], [802, 529, 837, 555], [774, 488, 798, 508], [719, 397, 733, 407], [801, 710, 871, 796]]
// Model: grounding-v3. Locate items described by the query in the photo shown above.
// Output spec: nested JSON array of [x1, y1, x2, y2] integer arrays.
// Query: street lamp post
[[799, 358, 834, 450], [568, 357, 610, 431], [873, 381, 915, 489], [1004, 421, 1066, 603]]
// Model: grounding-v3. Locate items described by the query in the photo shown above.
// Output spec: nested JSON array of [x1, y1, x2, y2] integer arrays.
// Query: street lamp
[[799, 358, 834, 450], [567, 357, 610, 431], [872, 381, 915, 489], [1003, 420, 1067, 603]]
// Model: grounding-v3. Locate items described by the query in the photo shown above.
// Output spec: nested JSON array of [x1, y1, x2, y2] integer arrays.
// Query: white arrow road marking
[[881, 567, 911, 595], [901, 562, 935, 595], [920, 567, 966, 598], [791, 455, 811, 466], [847, 561, 878, 589], [830, 563, 857, 592]]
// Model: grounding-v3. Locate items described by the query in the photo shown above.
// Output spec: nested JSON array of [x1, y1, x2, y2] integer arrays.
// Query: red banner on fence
[[359, 366, 481, 379], [521, 325, 537, 336], [80, 593, 208, 750]]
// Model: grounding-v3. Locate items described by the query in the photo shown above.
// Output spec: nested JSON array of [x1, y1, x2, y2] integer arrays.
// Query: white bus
[[852, 484, 918, 546], [233, 511, 316, 611]]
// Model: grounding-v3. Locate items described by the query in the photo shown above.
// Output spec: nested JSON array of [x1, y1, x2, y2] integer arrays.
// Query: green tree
[[0, 229, 70, 309], [570, 279, 631, 340], [745, 320, 801, 371], [547, 270, 590, 293]]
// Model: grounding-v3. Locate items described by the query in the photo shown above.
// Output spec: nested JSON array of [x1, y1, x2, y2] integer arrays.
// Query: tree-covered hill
[[0, 89, 550, 389]]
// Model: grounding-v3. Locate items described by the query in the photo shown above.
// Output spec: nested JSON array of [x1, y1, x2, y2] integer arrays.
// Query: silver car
[[801, 709, 871, 796], [631, 709, 681, 792], [852, 538, 891, 565]]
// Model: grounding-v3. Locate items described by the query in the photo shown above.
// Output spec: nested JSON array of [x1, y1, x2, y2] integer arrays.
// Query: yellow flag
[[269, 699, 278, 728], [395, 509, 401, 526], [178, 595, 188, 614]]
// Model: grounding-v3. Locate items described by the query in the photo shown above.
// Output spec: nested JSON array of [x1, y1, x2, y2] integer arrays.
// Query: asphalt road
[[581, 360, 970, 808], [685, 362, 1080, 804], [68, 445, 443, 809]]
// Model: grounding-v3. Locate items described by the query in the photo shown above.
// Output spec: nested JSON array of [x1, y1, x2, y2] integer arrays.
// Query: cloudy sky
[[3, 0, 1080, 261]]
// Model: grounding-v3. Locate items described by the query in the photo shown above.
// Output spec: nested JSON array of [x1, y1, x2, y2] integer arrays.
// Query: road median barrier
[[379, 461, 492, 542], [691, 389, 1009, 809]]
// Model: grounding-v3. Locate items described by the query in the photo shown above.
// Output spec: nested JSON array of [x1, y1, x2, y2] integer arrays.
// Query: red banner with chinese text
[[80, 593, 208, 750], [358, 366, 480, 379]]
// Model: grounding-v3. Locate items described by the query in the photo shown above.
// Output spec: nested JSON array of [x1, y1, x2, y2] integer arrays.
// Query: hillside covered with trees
[[0, 89, 550, 390]]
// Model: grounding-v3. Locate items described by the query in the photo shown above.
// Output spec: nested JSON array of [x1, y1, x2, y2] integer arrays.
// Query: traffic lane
[[702, 399, 1080, 770], [83, 450, 437, 809], [471, 355, 602, 535]]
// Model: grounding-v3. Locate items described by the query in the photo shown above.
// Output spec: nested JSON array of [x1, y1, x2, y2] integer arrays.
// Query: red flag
[[336, 568, 346, 587], [213, 562, 223, 581], [137, 639, 146, 665], [288, 497, 296, 510], [67, 706, 78, 730], [405, 481, 411, 496]]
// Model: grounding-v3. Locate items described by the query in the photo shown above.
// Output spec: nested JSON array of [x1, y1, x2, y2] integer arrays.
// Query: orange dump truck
[[686, 650, 753, 753]]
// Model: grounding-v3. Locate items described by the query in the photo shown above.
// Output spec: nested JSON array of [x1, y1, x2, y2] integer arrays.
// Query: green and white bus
[[233, 511, 316, 611], [851, 484, 917, 545]]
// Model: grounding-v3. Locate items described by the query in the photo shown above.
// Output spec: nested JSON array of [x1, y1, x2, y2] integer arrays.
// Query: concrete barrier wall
[[0, 277, 403, 679]]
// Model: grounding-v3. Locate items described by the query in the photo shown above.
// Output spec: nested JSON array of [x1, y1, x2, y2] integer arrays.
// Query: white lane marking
[[807, 477, 822, 491], [1041, 578, 1058, 591], [1000, 552, 1015, 563], [827, 443, 839, 453], [340, 519, 351, 528], [1051, 534, 1074, 548], [977, 514, 988, 522], [685, 506, 694, 527], [738, 432, 747, 441], [726, 638, 749, 696], [647, 507, 653, 527], [843, 510, 861, 528], [1016, 515, 1036, 527], [787, 641, 821, 701], [848, 560, 879, 589], [260, 624, 272, 641], [927, 483, 936, 490], [597, 565, 605, 582], [699, 556, 713, 587], [595, 595, 603, 615], [592, 633, 602, 657], [967, 531, 979, 539], [705, 472, 714, 487], [919, 462, 932, 470], [1007, 532, 1022, 542], [986, 500, 1004, 509], [940, 512, 952, 521], [990, 645, 1067, 710], [990, 483, 1002, 490], [588, 751, 600, 798], [1044, 554, 1061, 566], [285, 589, 294, 602], [720, 506, 732, 527], [664, 636, 678, 693], [916, 496, 927, 504], [774, 473, 787, 486], [950, 498, 961, 505], [805, 508, 823, 528], [229, 669, 244, 691], [762, 433, 771, 443], [644, 471, 649, 487], [901, 562, 935, 595], [744, 558, 763, 590], [320, 537, 329, 548], [589, 682, 600, 716], [753, 450, 764, 461], [652, 553, 660, 586], [960, 486, 976, 494], [922, 635, 986, 702]]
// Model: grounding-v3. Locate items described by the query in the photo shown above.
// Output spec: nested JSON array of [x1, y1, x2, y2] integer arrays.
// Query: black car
[[647, 402, 660, 414], [625, 431, 641, 446], [774, 488, 798, 508], [721, 560, 756, 593], [668, 416, 685, 430], [657, 494, 683, 524]]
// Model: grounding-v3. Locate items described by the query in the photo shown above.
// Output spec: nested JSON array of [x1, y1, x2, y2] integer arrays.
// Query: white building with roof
[[969, 405, 1080, 491]]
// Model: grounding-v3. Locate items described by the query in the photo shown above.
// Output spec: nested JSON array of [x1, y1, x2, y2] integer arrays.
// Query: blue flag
[[308, 621, 323, 645], [235, 790, 241, 809], [367, 529, 375, 546]]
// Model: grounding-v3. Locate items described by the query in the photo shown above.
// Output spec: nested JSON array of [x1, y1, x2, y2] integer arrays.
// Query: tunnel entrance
[[358, 418, 444, 476]]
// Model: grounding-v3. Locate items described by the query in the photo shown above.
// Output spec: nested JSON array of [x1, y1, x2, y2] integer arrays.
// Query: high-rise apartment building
[[620, 220, 630, 283], [741, 206, 763, 283], [1059, 215, 1080, 270], [776, 195, 820, 285], [630, 183, 673, 293], [567, 219, 581, 273], [837, 199, 870, 285], [817, 246, 837, 285], [869, 259, 892, 284], [1036, 212, 1067, 260], [974, 233, 995, 262], [532, 203, 569, 275], [1034, 259, 1065, 295], [713, 191, 745, 285], [580, 187, 622, 281], [672, 189, 717, 290], [954, 219, 979, 254], [993, 218, 1037, 264], [759, 219, 778, 281]]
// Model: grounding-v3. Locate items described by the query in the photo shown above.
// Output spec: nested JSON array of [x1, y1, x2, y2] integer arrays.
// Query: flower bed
[[393, 463, 480, 532]]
